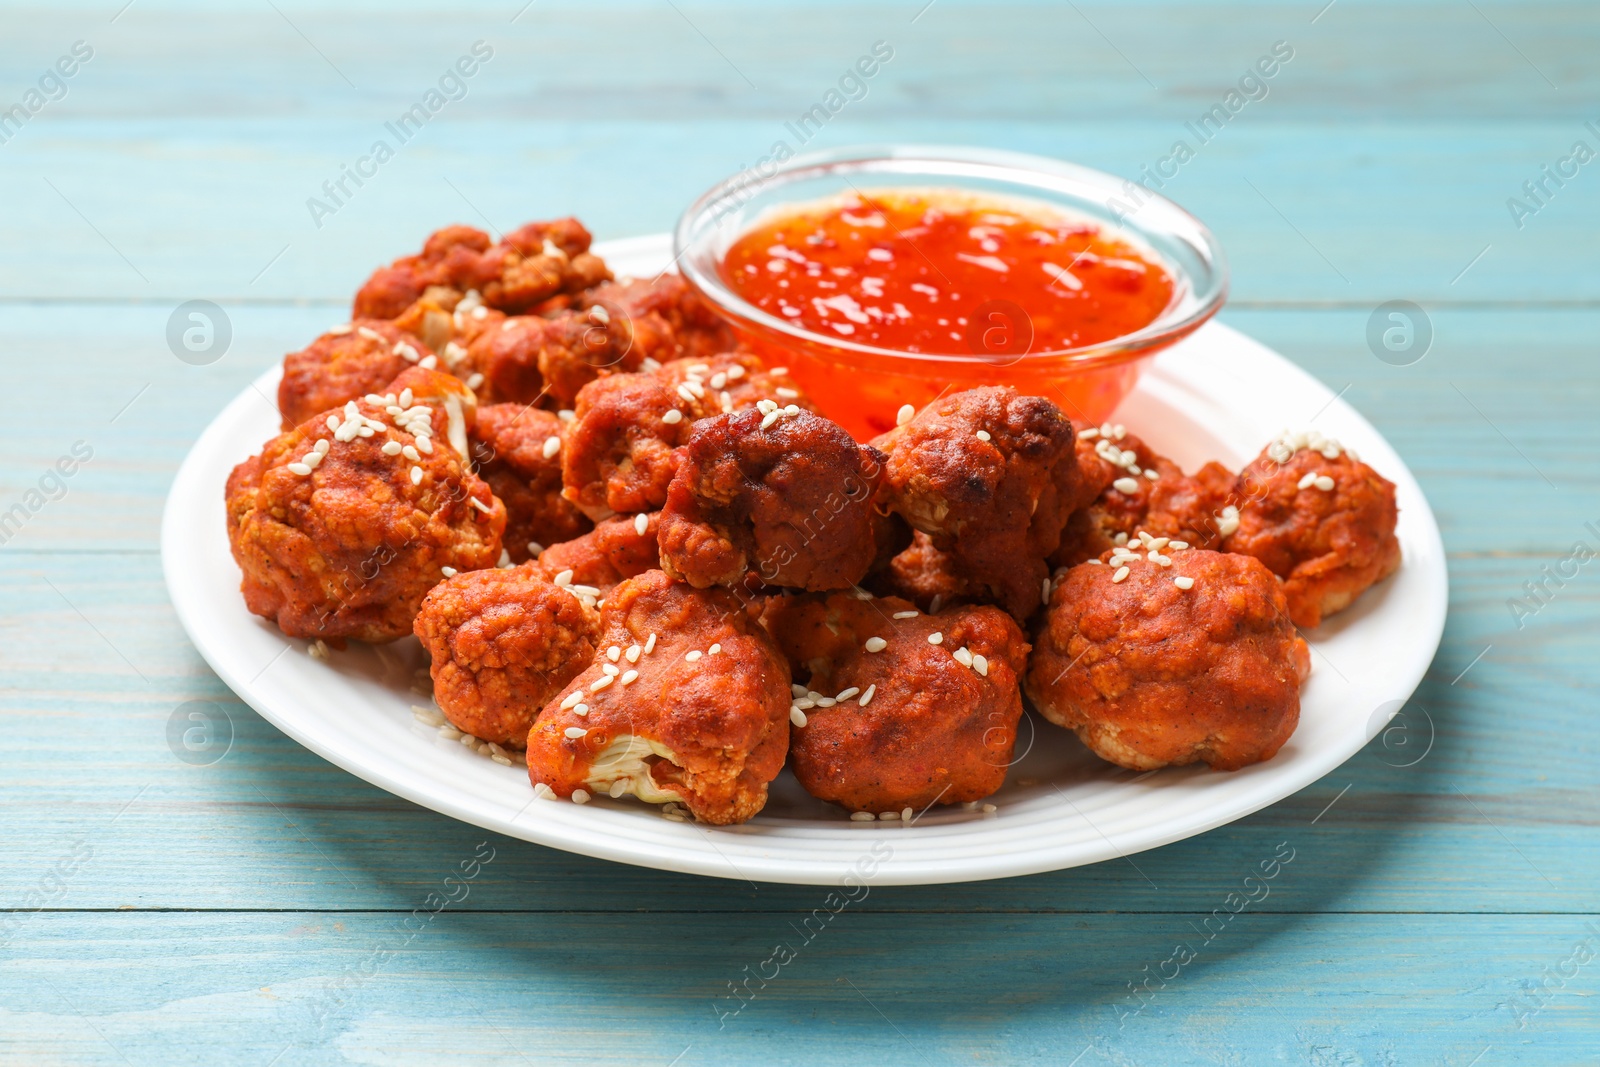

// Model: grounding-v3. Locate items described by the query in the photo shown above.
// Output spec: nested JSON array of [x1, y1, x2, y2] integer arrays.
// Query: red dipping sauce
[[710, 189, 1184, 437], [724, 191, 1172, 355]]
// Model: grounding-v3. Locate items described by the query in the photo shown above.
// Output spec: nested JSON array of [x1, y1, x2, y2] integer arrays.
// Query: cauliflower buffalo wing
[[873, 387, 1080, 620], [1027, 545, 1310, 771], [1223, 431, 1401, 628], [470, 404, 592, 564], [765, 591, 1028, 813], [658, 407, 886, 591], [353, 220, 609, 320], [414, 565, 598, 746], [525, 570, 790, 824], [278, 320, 438, 431], [226, 369, 504, 643]]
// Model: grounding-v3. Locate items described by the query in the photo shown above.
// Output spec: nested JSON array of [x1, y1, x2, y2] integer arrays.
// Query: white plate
[[162, 234, 1447, 886]]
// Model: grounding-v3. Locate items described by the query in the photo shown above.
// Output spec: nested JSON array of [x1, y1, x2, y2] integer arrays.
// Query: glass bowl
[[674, 144, 1228, 439]]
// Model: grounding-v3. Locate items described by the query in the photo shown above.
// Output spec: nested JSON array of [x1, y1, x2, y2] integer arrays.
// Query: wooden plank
[[0, 550, 1592, 912], [2, 912, 1596, 1064]]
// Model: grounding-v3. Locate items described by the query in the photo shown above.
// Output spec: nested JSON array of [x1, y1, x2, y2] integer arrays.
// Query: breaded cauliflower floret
[[1027, 546, 1310, 771], [525, 570, 791, 824], [277, 319, 437, 430], [873, 387, 1080, 620], [658, 407, 887, 591], [226, 369, 504, 643], [470, 404, 591, 564], [1223, 430, 1401, 628], [560, 352, 813, 521], [414, 564, 598, 746], [1050, 426, 1236, 567], [466, 305, 648, 409], [765, 591, 1029, 813], [353, 219, 609, 320]]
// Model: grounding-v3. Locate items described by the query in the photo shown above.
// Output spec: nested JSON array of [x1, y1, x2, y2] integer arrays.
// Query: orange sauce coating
[[721, 191, 1174, 356]]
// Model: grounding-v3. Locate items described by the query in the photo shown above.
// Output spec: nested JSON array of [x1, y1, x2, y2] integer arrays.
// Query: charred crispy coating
[[1051, 427, 1237, 567], [414, 565, 598, 746], [526, 570, 791, 824], [582, 272, 737, 362], [1223, 432, 1401, 628], [1027, 548, 1310, 772], [535, 512, 661, 594], [226, 370, 504, 643], [659, 408, 886, 591], [353, 220, 610, 320], [277, 320, 435, 431], [765, 591, 1028, 812], [559, 353, 812, 521], [470, 404, 591, 564], [873, 387, 1079, 620]]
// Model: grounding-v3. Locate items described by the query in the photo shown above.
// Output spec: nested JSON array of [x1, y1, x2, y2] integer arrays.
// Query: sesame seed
[[976, 430, 991, 442], [776, 387, 800, 398], [685, 650, 702, 662], [541, 436, 562, 460], [962, 800, 980, 811], [662, 409, 684, 425], [973, 654, 989, 677], [1042, 578, 1052, 605], [850, 811, 875, 822], [564, 727, 588, 739], [1174, 576, 1195, 590], [645, 633, 657, 654], [314, 439, 330, 455], [590, 676, 613, 692], [620, 670, 638, 686], [560, 691, 582, 709], [532, 782, 557, 800], [634, 513, 649, 536], [287, 461, 312, 476], [790, 707, 808, 728], [891, 610, 920, 620], [676, 384, 697, 403], [859, 684, 876, 706], [1298, 471, 1319, 490], [441, 566, 458, 577], [1079, 427, 1099, 440], [571, 789, 591, 804], [770, 366, 788, 376], [553, 569, 573, 587], [1112, 566, 1130, 583], [901, 807, 914, 821], [928, 594, 943, 614], [708, 643, 721, 655], [358, 326, 383, 342], [573, 703, 589, 718], [589, 304, 610, 324], [410, 466, 423, 485], [815, 697, 836, 708], [864, 637, 887, 653], [602, 663, 619, 677], [953, 646, 973, 667], [624, 644, 641, 664], [928, 632, 944, 645], [1146, 468, 1160, 480], [791, 683, 808, 698], [896, 404, 915, 426], [1113, 532, 1129, 546], [982, 803, 998, 814], [1169, 540, 1189, 550], [608, 779, 629, 798], [879, 811, 900, 821], [760, 411, 780, 430], [835, 687, 860, 701], [1314, 475, 1336, 491], [757, 398, 778, 415], [709, 372, 727, 389], [415, 436, 433, 454], [1113, 476, 1140, 494]]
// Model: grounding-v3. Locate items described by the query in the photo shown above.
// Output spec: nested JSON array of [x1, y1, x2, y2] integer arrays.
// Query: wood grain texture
[[2, 1, 1597, 1063]]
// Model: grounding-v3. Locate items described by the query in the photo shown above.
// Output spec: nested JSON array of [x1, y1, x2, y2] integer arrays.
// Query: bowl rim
[[673, 143, 1230, 367]]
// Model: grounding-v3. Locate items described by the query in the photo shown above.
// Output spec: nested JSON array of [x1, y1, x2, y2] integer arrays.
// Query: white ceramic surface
[[162, 234, 1448, 886]]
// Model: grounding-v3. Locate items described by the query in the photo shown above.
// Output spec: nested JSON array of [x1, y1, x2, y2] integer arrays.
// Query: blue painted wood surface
[[2, 2, 1597, 1063]]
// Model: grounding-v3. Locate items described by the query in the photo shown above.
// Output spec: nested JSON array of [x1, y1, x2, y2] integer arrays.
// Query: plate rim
[[161, 233, 1448, 886]]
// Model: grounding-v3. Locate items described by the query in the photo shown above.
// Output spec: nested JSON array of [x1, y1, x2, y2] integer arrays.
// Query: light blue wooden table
[[3, 2, 1596, 1063]]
